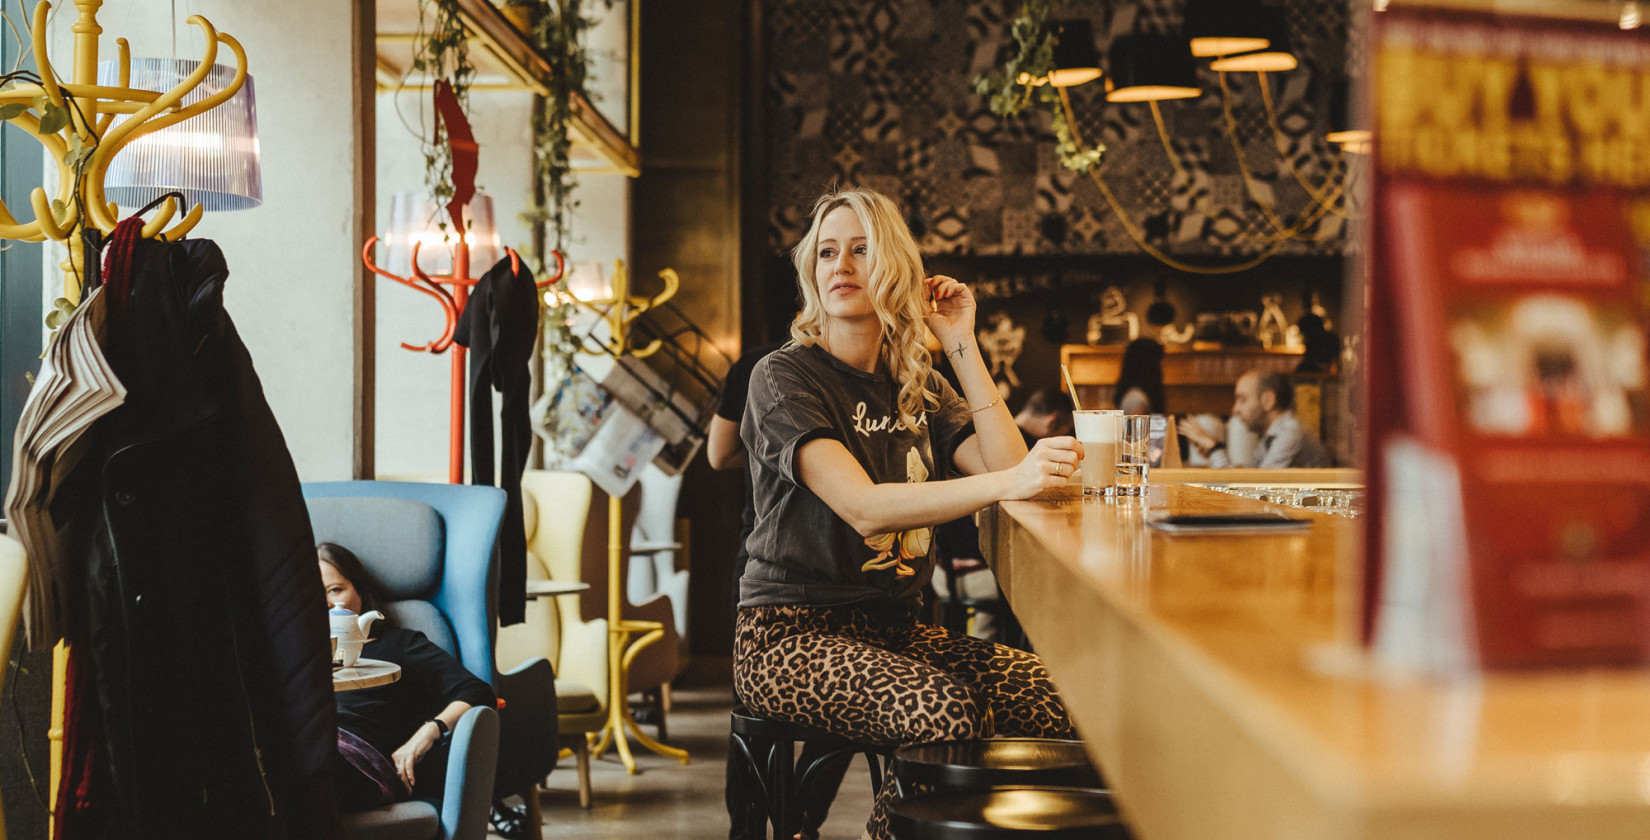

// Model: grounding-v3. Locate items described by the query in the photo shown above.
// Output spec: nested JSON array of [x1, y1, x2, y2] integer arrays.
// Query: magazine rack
[[568, 298, 733, 477], [557, 260, 730, 773]]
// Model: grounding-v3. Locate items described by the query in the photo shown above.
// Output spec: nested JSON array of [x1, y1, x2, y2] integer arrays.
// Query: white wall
[[45, 0, 363, 481]]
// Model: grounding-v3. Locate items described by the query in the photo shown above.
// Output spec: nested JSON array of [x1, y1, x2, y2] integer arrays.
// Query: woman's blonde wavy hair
[[789, 187, 935, 432]]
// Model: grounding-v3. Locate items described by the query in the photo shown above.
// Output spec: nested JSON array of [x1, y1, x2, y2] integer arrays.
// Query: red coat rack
[[361, 80, 566, 482]]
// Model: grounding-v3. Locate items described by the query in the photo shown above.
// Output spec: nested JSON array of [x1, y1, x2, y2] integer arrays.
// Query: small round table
[[525, 580, 591, 600], [333, 657, 400, 692]]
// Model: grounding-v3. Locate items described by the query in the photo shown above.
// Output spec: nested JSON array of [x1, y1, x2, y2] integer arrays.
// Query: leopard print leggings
[[733, 601, 1075, 839]]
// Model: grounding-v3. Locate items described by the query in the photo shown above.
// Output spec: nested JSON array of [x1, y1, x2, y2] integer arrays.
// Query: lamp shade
[[1209, 9, 1298, 73], [1106, 33, 1201, 103], [565, 261, 611, 302], [97, 59, 261, 211], [1047, 19, 1103, 88], [383, 192, 501, 278], [1185, 0, 1271, 58], [1327, 79, 1371, 154]]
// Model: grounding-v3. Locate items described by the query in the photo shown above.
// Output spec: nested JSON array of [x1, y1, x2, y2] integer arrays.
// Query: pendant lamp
[[1106, 33, 1201, 103], [1047, 19, 1103, 87], [1209, 9, 1298, 73], [98, 59, 262, 211], [1185, 0, 1271, 58], [565, 261, 612, 302], [1017, 19, 1104, 87], [383, 192, 501, 278], [1326, 79, 1371, 154]]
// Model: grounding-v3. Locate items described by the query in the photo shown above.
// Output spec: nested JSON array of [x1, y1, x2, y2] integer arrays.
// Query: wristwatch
[[427, 718, 450, 742]]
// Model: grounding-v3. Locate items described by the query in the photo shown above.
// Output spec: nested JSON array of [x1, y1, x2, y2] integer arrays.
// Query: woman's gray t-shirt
[[738, 342, 974, 609]]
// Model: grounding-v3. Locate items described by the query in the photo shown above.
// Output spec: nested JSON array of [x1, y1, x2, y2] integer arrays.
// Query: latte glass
[[1073, 409, 1122, 497]]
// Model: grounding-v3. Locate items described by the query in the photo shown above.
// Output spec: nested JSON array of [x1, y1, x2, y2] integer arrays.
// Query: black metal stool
[[729, 706, 892, 839], [892, 738, 1103, 798], [888, 786, 1127, 839]]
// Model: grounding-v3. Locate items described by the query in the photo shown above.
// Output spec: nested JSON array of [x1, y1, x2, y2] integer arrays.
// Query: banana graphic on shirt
[[862, 448, 933, 577]]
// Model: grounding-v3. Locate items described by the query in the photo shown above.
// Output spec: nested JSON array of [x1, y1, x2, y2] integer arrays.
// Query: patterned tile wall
[[762, 0, 1355, 259]]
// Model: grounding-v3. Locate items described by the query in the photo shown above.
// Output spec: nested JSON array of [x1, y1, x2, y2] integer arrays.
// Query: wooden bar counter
[[980, 484, 1650, 840]]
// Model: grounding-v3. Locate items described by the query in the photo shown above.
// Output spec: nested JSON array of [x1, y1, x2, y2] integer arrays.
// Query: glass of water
[[1115, 415, 1151, 496]]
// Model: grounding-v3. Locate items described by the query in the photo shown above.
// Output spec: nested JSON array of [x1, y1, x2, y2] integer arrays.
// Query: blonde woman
[[733, 188, 1081, 839]]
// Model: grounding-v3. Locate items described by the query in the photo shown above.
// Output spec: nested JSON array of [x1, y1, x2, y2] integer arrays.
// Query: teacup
[[337, 639, 366, 668]]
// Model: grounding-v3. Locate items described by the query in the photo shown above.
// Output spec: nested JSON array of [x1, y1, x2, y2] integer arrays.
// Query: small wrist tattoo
[[947, 342, 970, 361]]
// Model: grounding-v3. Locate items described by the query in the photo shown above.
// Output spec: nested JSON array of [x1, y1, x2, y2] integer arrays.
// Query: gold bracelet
[[969, 393, 1002, 414]]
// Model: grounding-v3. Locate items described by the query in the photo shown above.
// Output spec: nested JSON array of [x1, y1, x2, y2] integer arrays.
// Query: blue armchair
[[303, 481, 555, 840]]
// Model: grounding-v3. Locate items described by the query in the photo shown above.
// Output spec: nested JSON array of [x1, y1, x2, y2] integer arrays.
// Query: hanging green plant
[[0, 62, 103, 330], [972, 0, 1105, 172], [412, 0, 476, 218], [523, 0, 604, 253]]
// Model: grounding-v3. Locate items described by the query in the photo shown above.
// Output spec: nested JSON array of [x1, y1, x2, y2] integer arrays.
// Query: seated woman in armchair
[[319, 542, 495, 811]]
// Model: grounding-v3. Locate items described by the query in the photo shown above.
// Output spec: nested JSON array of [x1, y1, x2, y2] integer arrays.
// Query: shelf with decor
[[375, 0, 640, 177], [1059, 344, 1339, 435]]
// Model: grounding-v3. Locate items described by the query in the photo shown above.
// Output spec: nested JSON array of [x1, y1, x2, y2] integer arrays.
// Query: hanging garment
[[455, 255, 540, 626], [50, 231, 340, 840], [2, 285, 125, 649]]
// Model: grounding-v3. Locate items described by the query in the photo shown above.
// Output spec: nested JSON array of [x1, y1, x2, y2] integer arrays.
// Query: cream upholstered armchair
[[499, 470, 685, 764], [497, 471, 607, 808]]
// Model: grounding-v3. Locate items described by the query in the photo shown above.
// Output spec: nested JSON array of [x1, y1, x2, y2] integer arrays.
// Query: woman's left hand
[[390, 724, 439, 792], [923, 275, 976, 352]]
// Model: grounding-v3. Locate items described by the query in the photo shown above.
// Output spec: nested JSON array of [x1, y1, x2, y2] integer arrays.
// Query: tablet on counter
[[1147, 512, 1312, 534]]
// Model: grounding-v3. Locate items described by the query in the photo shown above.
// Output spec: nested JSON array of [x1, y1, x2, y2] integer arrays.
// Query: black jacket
[[62, 238, 340, 839], [454, 255, 539, 625]]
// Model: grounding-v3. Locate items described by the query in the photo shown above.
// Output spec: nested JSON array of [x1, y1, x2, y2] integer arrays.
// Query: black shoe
[[489, 802, 533, 840], [630, 700, 659, 726]]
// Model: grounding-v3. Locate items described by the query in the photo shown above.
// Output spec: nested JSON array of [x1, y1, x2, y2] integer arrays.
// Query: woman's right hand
[[1003, 436, 1083, 499]]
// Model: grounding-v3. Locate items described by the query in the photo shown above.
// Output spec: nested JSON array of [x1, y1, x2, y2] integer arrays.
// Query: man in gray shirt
[[1183, 370, 1333, 468]]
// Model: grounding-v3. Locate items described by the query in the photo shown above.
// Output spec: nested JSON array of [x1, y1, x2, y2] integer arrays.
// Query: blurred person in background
[[1182, 370, 1331, 468]]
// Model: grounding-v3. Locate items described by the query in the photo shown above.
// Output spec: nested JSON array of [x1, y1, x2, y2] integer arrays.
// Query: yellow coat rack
[[0, 1, 249, 828], [570, 260, 691, 773], [0, 0, 248, 304]]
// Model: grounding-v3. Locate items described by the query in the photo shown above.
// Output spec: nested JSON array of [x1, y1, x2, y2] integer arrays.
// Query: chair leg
[[770, 737, 795, 840], [576, 738, 593, 810], [522, 785, 543, 838], [655, 688, 669, 741]]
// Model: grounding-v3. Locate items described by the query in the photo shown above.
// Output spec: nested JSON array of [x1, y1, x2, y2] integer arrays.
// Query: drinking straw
[[1061, 364, 1083, 411]]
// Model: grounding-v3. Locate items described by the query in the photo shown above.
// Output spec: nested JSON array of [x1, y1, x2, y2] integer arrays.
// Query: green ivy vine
[[972, 0, 1105, 172], [0, 55, 105, 330], [525, 0, 606, 254]]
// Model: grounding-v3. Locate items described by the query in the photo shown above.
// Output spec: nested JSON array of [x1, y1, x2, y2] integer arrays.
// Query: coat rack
[[569, 260, 690, 774], [363, 220, 564, 483], [362, 81, 565, 483], [0, 2, 251, 832], [0, 0, 246, 304]]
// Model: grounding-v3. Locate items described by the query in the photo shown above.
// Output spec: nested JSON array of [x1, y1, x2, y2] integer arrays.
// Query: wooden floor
[[506, 656, 877, 840]]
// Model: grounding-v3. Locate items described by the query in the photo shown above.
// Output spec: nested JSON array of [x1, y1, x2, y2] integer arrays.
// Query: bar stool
[[889, 786, 1126, 839], [892, 738, 1102, 798], [729, 706, 893, 839]]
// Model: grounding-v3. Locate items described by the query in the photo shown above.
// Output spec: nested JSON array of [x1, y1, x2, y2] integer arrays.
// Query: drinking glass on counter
[[1073, 409, 1121, 497], [1115, 415, 1151, 496]]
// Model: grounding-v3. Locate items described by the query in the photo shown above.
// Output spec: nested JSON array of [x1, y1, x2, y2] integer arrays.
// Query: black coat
[[454, 255, 539, 626], [62, 238, 340, 839]]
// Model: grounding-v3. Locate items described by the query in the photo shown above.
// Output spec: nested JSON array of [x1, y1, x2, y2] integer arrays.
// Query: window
[[0, 31, 44, 487]]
